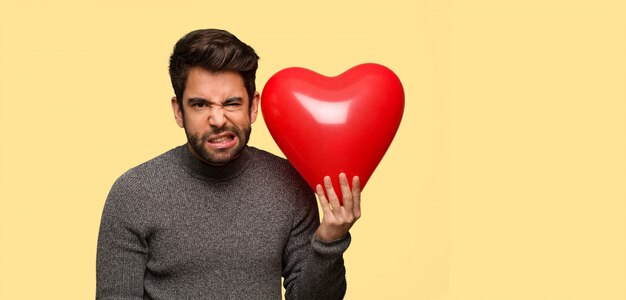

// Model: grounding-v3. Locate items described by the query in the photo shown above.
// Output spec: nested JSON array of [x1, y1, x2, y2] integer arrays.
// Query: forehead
[[183, 67, 247, 101]]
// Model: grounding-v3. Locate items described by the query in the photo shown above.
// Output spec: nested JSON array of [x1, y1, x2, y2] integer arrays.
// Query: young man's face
[[172, 67, 259, 165]]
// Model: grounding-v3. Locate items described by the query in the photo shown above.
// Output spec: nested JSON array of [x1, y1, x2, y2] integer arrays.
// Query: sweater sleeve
[[282, 186, 351, 300], [96, 175, 150, 299]]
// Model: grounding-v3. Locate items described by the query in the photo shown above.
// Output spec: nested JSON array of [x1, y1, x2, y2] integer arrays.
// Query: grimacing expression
[[172, 67, 259, 165]]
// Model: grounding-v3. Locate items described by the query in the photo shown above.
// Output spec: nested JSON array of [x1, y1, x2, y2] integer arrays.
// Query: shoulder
[[109, 145, 184, 196], [245, 146, 317, 211], [245, 147, 304, 184], [103, 146, 185, 218], [246, 146, 288, 164]]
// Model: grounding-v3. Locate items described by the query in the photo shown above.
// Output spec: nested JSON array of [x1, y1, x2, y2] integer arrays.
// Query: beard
[[185, 124, 252, 166]]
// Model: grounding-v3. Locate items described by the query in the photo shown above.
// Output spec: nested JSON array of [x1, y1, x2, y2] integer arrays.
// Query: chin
[[200, 146, 243, 165]]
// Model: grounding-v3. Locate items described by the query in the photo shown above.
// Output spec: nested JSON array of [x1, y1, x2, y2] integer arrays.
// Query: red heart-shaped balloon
[[261, 63, 404, 202]]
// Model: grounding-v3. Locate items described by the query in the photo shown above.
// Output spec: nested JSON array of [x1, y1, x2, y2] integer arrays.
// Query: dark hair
[[169, 29, 260, 107]]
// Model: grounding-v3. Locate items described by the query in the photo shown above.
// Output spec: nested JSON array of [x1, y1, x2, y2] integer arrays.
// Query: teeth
[[210, 136, 233, 143]]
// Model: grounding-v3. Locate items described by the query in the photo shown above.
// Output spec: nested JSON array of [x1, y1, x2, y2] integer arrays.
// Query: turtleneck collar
[[176, 144, 252, 182]]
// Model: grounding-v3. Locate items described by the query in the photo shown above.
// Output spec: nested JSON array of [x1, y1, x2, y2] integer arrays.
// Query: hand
[[314, 173, 362, 242]]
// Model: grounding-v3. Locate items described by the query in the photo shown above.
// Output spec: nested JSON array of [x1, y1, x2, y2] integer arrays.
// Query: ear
[[171, 97, 184, 128], [250, 91, 260, 123]]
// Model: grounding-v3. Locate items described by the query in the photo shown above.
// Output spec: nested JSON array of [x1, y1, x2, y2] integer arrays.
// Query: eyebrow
[[187, 97, 243, 104], [187, 97, 210, 103], [223, 97, 243, 104]]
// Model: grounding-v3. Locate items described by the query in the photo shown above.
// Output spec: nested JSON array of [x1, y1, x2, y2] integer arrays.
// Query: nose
[[208, 106, 227, 128]]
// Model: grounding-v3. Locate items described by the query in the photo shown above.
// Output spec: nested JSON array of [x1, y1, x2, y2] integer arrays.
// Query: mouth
[[206, 132, 238, 149]]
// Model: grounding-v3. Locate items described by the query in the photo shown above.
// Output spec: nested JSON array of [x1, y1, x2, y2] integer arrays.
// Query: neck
[[178, 144, 251, 181]]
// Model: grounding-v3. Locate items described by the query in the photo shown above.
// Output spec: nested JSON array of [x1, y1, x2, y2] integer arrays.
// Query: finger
[[352, 176, 362, 218], [339, 173, 353, 212], [316, 184, 333, 215], [324, 176, 341, 210]]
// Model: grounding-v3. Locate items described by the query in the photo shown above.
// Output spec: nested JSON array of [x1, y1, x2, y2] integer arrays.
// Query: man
[[96, 29, 361, 299]]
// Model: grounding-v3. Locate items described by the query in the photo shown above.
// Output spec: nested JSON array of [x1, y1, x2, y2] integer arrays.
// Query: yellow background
[[1, 0, 624, 299]]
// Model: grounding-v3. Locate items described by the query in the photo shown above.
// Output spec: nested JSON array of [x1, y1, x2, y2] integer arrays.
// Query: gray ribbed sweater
[[96, 145, 350, 299]]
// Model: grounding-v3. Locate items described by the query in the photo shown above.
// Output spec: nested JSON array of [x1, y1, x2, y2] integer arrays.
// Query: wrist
[[315, 226, 348, 243]]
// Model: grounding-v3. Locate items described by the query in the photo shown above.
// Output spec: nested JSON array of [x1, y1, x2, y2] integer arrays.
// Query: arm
[[96, 177, 149, 299], [282, 173, 362, 300]]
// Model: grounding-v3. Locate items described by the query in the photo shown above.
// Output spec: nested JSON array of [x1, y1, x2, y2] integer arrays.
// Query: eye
[[189, 102, 208, 109], [223, 100, 243, 111]]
